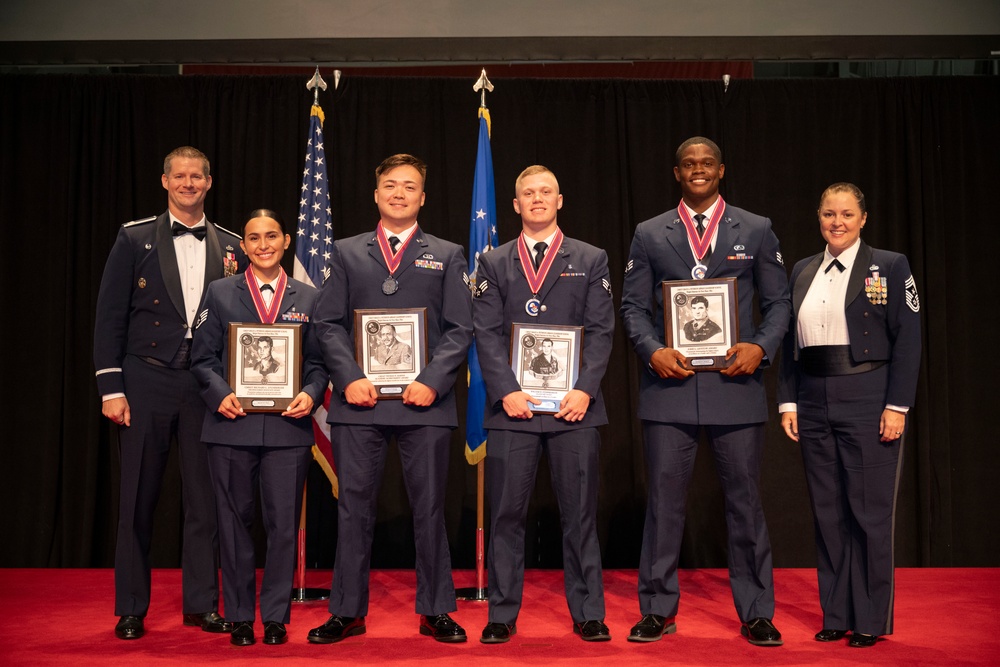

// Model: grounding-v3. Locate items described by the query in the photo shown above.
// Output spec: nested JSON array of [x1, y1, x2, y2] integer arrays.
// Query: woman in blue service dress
[[191, 209, 328, 646], [778, 184, 920, 648]]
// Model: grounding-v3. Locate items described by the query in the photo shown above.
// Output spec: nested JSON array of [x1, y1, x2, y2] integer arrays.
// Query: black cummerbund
[[799, 345, 885, 377], [139, 339, 192, 370]]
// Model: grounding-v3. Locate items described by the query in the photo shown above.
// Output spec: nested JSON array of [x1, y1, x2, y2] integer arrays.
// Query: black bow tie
[[259, 284, 274, 293], [825, 259, 845, 274], [172, 222, 207, 241]]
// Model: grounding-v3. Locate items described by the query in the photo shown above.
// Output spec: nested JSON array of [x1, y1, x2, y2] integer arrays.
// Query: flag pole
[[456, 68, 495, 603], [292, 66, 336, 604]]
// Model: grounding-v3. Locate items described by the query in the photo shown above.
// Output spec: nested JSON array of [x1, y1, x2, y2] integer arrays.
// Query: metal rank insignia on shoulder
[[865, 273, 887, 306]]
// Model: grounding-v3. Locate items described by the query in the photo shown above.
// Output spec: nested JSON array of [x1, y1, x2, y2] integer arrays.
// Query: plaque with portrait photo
[[662, 278, 739, 371], [227, 323, 302, 412], [510, 323, 583, 413], [354, 308, 428, 399]]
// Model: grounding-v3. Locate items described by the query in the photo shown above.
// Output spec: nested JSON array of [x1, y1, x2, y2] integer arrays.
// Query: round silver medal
[[382, 276, 398, 295]]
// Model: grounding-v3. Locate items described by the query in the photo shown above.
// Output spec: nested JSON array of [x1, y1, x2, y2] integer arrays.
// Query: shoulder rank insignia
[[123, 215, 156, 228], [471, 279, 488, 298], [904, 275, 920, 312]]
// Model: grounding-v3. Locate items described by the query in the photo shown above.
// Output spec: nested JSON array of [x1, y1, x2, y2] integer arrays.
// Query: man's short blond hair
[[514, 165, 559, 195]]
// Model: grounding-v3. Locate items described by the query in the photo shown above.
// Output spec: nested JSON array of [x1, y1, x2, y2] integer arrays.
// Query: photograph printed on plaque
[[227, 323, 302, 412], [510, 323, 583, 413], [662, 278, 739, 371], [354, 308, 428, 398]]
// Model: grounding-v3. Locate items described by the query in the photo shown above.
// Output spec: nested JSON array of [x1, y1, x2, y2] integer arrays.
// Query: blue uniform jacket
[[472, 234, 615, 433], [313, 226, 473, 427], [94, 211, 246, 395], [620, 204, 791, 425], [777, 241, 921, 408], [191, 273, 328, 447]]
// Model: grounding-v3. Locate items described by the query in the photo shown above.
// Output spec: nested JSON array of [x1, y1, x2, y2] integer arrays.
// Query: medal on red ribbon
[[246, 267, 287, 323], [517, 229, 563, 316], [678, 198, 726, 279], [376, 223, 415, 295]]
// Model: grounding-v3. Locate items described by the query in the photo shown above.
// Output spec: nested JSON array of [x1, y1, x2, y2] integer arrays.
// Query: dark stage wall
[[2, 73, 998, 570]]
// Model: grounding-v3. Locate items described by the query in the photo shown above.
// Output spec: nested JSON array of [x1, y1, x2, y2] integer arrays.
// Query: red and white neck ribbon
[[517, 228, 564, 295], [678, 197, 726, 262], [246, 267, 287, 323], [376, 223, 415, 276]]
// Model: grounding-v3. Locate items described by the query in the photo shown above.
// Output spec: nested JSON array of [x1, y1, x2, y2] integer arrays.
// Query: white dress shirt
[[171, 213, 208, 337], [779, 239, 907, 414]]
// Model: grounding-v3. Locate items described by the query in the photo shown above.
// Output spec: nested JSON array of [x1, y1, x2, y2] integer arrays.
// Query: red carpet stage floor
[[1, 568, 997, 666]]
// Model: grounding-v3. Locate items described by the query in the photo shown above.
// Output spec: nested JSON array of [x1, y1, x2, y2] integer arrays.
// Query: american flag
[[465, 107, 499, 465], [294, 102, 338, 496], [294, 104, 333, 287]]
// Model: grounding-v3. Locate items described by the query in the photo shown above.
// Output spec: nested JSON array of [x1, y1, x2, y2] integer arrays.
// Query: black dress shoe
[[307, 615, 366, 644], [849, 632, 879, 648], [230, 621, 255, 646], [741, 617, 783, 646], [574, 620, 611, 642], [183, 611, 233, 633], [627, 614, 677, 642], [419, 614, 467, 642], [263, 621, 287, 645], [480, 622, 516, 644], [115, 615, 144, 640], [815, 628, 848, 642]]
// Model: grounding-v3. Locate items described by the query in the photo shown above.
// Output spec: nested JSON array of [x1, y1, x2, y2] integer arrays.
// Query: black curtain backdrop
[[2, 74, 997, 571]]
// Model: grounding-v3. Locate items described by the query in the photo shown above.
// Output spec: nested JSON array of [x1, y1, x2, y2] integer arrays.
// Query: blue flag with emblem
[[465, 108, 499, 465]]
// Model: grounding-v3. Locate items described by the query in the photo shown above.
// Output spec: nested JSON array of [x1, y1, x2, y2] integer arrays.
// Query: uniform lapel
[[277, 280, 297, 319], [538, 240, 570, 301], [794, 254, 824, 315], [664, 211, 695, 268], [367, 232, 389, 273], [393, 226, 425, 279], [237, 272, 260, 321], [155, 212, 187, 319], [845, 241, 873, 308], [514, 241, 528, 283], [708, 213, 736, 278], [203, 220, 224, 293]]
